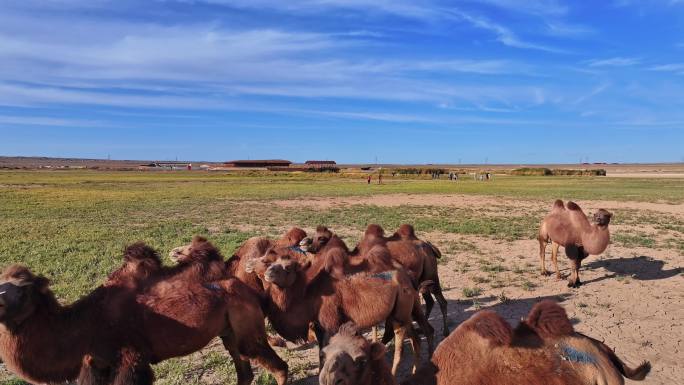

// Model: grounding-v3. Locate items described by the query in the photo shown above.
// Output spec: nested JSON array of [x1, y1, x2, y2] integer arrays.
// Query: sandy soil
[[270, 194, 683, 385], [274, 193, 684, 216]]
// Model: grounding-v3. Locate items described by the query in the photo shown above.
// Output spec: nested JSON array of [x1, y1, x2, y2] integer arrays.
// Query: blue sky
[[1, 0, 683, 164]]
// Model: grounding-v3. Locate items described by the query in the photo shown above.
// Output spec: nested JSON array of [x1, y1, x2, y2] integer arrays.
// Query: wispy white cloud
[[444, 9, 566, 53], [586, 57, 641, 67], [470, 0, 568, 15], [649, 63, 684, 73], [573, 83, 610, 104], [545, 22, 595, 37]]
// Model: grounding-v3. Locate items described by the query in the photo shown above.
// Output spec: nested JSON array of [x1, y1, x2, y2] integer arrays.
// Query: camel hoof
[[567, 280, 582, 288], [541, 270, 551, 276]]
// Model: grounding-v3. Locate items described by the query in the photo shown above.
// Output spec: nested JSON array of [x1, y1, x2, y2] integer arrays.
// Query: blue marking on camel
[[371, 271, 394, 281], [204, 283, 223, 292], [561, 345, 597, 364], [288, 246, 307, 255]]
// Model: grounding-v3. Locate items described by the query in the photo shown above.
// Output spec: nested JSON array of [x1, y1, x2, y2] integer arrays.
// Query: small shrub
[[462, 287, 482, 298]]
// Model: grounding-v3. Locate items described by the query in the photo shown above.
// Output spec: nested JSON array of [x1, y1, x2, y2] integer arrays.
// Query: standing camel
[[539, 200, 612, 287]]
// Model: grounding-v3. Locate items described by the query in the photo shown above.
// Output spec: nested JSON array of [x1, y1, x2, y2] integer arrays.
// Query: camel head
[[319, 322, 386, 385], [592, 209, 613, 227], [0, 265, 51, 325], [263, 255, 309, 288], [308, 225, 333, 253], [168, 236, 223, 264]]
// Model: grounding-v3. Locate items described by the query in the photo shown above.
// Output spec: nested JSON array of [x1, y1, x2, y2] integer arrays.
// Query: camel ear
[[369, 342, 386, 361]]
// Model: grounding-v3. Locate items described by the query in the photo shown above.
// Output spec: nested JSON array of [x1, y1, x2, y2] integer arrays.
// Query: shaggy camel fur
[[104, 239, 288, 385], [539, 200, 612, 287], [319, 322, 395, 385], [256, 249, 429, 375], [352, 224, 449, 337], [222, 227, 308, 294], [399, 300, 650, 385], [0, 247, 287, 385]]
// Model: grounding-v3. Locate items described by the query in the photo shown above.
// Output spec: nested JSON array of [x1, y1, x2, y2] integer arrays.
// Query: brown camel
[[539, 200, 612, 287], [0, 246, 287, 385], [221, 227, 308, 294], [351, 224, 449, 337], [293, 226, 434, 347], [107, 238, 288, 385], [255, 249, 429, 375], [400, 300, 649, 385], [319, 322, 395, 385]]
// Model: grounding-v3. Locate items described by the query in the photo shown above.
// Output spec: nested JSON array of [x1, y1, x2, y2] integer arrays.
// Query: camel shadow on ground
[[584, 255, 682, 281], [289, 293, 575, 385]]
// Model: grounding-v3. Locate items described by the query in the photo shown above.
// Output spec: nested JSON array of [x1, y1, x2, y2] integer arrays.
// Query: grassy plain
[[1, 170, 683, 384]]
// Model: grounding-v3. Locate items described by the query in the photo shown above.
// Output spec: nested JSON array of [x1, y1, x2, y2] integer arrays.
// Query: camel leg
[[249, 343, 289, 385], [391, 322, 406, 376], [431, 283, 450, 337], [110, 348, 154, 385], [381, 318, 395, 345], [412, 299, 435, 356], [551, 242, 561, 279], [568, 257, 582, 288], [372, 325, 379, 342], [220, 333, 254, 385], [78, 356, 110, 385], [406, 325, 422, 374], [312, 322, 330, 370], [539, 237, 549, 275], [422, 291, 435, 320]]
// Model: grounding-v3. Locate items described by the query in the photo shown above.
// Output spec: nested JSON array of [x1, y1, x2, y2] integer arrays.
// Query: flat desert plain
[[0, 170, 682, 385]]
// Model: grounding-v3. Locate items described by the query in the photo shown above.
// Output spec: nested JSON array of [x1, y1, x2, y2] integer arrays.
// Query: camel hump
[[566, 201, 582, 211], [465, 310, 513, 346], [525, 300, 574, 338], [123, 242, 161, 264], [396, 224, 417, 240], [552, 199, 565, 210], [365, 224, 385, 237]]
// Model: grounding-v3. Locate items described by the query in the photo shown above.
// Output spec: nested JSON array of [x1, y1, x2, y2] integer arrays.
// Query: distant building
[[305, 160, 337, 169], [224, 159, 292, 168]]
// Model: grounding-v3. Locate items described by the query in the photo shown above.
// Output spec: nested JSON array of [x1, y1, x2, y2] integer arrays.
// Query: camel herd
[[0, 200, 651, 385]]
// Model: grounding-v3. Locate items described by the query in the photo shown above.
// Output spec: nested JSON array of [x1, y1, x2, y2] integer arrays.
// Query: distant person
[[378, 174, 382, 184], [367, 175, 372, 184]]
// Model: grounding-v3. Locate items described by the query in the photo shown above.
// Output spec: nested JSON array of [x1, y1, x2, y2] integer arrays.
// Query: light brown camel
[[349, 224, 449, 337], [319, 322, 395, 385], [539, 200, 612, 287], [400, 300, 649, 385], [255, 248, 430, 375]]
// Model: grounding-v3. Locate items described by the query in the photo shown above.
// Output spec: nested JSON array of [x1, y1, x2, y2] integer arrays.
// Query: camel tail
[[621, 361, 651, 381], [418, 280, 435, 294], [425, 241, 442, 259], [577, 332, 651, 381]]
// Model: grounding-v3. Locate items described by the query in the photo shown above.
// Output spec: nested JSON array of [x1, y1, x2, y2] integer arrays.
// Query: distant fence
[[510, 168, 606, 176]]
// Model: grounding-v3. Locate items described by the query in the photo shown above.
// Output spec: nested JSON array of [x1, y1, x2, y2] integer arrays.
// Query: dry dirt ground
[[271, 194, 683, 385]]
